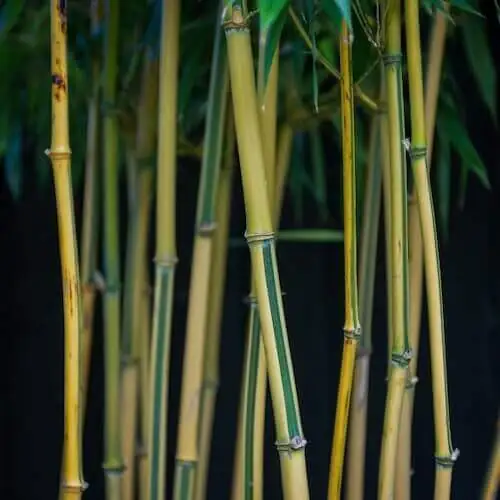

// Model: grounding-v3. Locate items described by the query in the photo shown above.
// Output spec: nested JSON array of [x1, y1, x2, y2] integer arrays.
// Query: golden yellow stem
[[396, 10, 448, 499], [482, 416, 500, 500], [328, 21, 360, 500], [49, 0, 85, 497]]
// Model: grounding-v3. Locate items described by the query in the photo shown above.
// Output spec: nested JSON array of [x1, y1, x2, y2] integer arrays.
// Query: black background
[[1, 4, 499, 499]]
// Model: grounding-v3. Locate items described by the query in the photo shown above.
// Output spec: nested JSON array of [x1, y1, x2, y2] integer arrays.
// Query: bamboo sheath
[[404, 2, 458, 499], [48, 0, 85, 497], [395, 10, 448, 499], [327, 20, 360, 500], [224, 6, 309, 499]]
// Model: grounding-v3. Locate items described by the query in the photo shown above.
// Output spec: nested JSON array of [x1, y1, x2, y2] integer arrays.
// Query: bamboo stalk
[[121, 54, 158, 500], [48, 0, 85, 497], [172, 8, 229, 499], [101, 0, 123, 496], [224, 5, 309, 499], [482, 416, 500, 500], [396, 9, 448, 498], [345, 101, 383, 500], [327, 20, 361, 500], [404, 2, 458, 498], [194, 111, 235, 500], [378, 0, 413, 497], [146, 0, 180, 496]]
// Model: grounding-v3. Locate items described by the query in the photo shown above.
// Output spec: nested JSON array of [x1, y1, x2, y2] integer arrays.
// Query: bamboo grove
[[5, 0, 499, 498]]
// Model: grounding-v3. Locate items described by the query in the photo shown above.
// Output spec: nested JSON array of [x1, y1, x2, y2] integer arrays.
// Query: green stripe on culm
[[174, 460, 196, 500], [261, 239, 301, 438], [244, 303, 260, 499], [149, 266, 173, 500]]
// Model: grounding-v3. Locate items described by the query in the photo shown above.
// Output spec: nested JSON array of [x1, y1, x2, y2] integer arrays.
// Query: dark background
[[1, 5, 499, 500]]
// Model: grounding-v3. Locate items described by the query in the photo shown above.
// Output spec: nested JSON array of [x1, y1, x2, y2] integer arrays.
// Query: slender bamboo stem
[[121, 55, 158, 500], [378, 0, 412, 497], [224, 5, 309, 499], [482, 416, 500, 500], [48, 0, 85, 497], [101, 0, 123, 496], [172, 8, 228, 499], [395, 10, 448, 498], [404, 3, 458, 498], [345, 102, 383, 500], [146, 0, 180, 497], [327, 20, 361, 500], [194, 111, 235, 500], [231, 46, 281, 500]]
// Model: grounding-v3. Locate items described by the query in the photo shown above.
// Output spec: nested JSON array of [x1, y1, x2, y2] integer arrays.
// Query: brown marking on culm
[[52, 73, 66, 102], [58, 0, 67, 34]]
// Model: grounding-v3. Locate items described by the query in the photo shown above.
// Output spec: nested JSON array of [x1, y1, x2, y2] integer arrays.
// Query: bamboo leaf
[[321, 0, 351, 31], [449, 0, 482, 16], [4, 121, 22, 200], [436, 134, 451, 241], [277, 228, 344, 242], [460, 16, 497, 124], [437, 101, 490, 190]]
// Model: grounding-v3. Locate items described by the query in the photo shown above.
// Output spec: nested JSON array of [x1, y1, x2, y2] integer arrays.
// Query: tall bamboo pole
[[378, 0, 412, 497], [48, 0, 85, 497], [395, 10, 448, 498], [327, 20, 361, 500], [224, 4, 309, 499], [404, 2, 458, 498], [146, 0, 180, 496]]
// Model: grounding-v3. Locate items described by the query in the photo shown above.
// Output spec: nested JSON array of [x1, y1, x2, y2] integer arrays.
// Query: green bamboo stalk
[[223, 5, 309, 499], [121, 54, 158, 500], [396, 9, 448, 498], [327, 20, 361, 500], [146, 0, 180, 496], [404, 2, 458, 498], [101, 0, 123, 496], [345, 102, 383, 500], [378, 0, 412, 497], [172, 7, 229, 499], [194, 111, 235, 500], [482, 415, 500, 500], [48, 0, 85, 497]]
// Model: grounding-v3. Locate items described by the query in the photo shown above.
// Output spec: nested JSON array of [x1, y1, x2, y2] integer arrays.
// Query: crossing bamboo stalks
[[482, 416, 500, 500], [224, 4, 309, 499], [194, 111, 235, 500], [396, 9, 448, 498], [378, 0, 413, 497], [345, 107, 383, 500], [146, 0, 180, 496], [231, 45, 280, 500], [405, 2, 458, 498], [101, 0, 123, 496], [327, 20, 360, 500], [48, 0, 85, 497], [121, 54, 158, 500], [172, 8, 229, 499]]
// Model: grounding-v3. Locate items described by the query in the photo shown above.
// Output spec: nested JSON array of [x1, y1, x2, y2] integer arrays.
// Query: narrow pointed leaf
[[321, 0, 351, 31]]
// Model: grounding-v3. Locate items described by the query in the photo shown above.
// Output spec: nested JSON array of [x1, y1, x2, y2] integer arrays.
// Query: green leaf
[[461, 16, 497, 124], [449, 0, 482, 16], [258, 5, 287, 99], [437, 101, 490, 190], [321, 0, 351, 31], [436, 133, 451, 241], [277, 228, 344, 242], [259, 0, 289, 29], [4, 122, 22, 200]]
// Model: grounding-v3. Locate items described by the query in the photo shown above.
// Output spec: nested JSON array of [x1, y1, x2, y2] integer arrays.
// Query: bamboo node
[[198, 221, 217, 236], [435, 449, 460, 468], [275, 435, 308, 455], [154, 255, 179, 267], [222, 5, 249, 31], [382, 53, 402, 66], [243, 294, 258, 306], [202, 379, 219, 391], [102, 462, 126, 474], [405, 375, 418, 389], [356, 345, 372, 359], [244, 231, 275, 246], [343, 326, 361, 341], [391, 349, 412, 367], [92, 270, 106, 292], [61, 480, 88, 493], [45, 148, 72, 160], [409, 145, 427, 160], [136, 441, 148, 458]]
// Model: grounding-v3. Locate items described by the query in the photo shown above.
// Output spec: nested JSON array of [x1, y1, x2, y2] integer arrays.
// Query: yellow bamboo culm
[[395, 9, 448, 499], [404, 1, 459, 499], [327, 20, 360, 500], [482, 416, 500, 500], [48, 0, 85, 498]]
